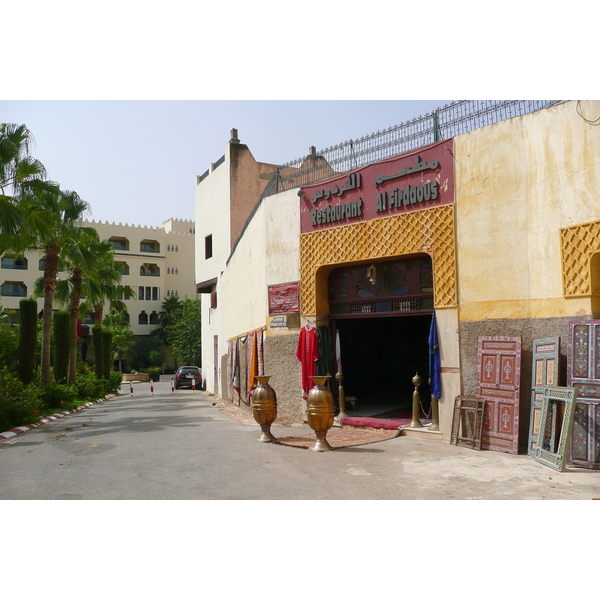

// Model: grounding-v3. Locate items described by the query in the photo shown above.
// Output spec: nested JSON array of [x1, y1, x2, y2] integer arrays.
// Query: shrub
[[53, 311, 71, 384], [39, 380, 78, 410], [92, 326, 104, 379], [102, 329, 113, 380], [17, 298, 37, 383], [0, 369, 42, 431], [145, 366, 161, 382], [75, 371, 105, 401], [0, 320, 18, 372], [106, 371, 123, 395]]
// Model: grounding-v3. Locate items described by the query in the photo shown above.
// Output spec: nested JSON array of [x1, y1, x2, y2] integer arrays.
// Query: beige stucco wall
[[221, 187, 300, 340], [1, 218, 195, 338], [455, 100, 600, 323]]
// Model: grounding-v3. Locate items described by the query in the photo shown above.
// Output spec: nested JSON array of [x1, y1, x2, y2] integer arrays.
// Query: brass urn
[[252, 375, 277, 442], [307, 375, 336, 451]]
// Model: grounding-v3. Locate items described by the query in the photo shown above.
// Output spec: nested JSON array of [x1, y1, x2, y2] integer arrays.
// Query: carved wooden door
[[568, 320, 600, 469], [476, 336, 522, 454], [527, 338, 560, 456]]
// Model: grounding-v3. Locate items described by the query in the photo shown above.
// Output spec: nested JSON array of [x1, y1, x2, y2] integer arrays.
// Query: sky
[[1, 100, 457, 228]]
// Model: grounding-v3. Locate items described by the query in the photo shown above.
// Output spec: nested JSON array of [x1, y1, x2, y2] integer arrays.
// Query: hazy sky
[[1, 100, 454, 228]]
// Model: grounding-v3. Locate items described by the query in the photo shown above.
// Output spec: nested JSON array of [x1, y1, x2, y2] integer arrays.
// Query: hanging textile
[[239, 336, 248, 404], [227, 340, 234, 402], [232, 338, 241, 406], [295, 324, 318, 399], [256, 328, 264, 376], [248, 330, 258, 401], [335, 330, 342, 374], [316, 325, 334, 378], [428, 312, 442, 399]]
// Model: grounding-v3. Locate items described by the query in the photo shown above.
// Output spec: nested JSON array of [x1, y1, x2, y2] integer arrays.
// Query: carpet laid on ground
[[339, 414, 432, 430], [275, 426, 399, 449]]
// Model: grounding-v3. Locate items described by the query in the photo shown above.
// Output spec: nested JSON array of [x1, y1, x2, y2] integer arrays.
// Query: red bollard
[[130, 381, 134, 396], [192, 378, 196, 392], [150, 379, 154, 395], [171, 378, 175, 393]]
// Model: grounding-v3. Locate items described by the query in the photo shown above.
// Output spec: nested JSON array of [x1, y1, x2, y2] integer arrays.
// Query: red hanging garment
[[295, 325, 318, 399]]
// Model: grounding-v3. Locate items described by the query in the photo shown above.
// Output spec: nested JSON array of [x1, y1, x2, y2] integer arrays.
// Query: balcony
[[140, 240, 160, 253]]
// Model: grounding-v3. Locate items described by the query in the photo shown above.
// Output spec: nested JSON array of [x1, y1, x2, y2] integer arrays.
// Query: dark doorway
[[335, 315, 432, 415]]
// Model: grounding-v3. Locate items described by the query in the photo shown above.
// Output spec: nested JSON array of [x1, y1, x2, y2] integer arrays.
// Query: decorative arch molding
[[299, 204, 457, 315], [561, 219, 600, 297]]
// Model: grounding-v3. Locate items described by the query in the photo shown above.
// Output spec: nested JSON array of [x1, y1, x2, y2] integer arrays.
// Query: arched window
[[1, 256, 28, 270], [138, 311, 148, 325], [149, 311, 159, 325], [167, 267, 171, 274], [115, 261, 129, 275], [1, 281, 27, 297], [109, 236, 129, 251], [140, 264, 160, 277], [140, 239, 160, 253], [175, 268, 178, 274]]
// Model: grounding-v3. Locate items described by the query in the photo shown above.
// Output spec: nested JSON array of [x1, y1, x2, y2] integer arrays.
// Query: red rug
[[276, 427, 399, 449], [339, 415, 432, 430]]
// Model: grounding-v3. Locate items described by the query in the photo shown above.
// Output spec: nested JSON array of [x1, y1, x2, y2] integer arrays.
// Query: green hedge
[[0, 369, 42, 430]]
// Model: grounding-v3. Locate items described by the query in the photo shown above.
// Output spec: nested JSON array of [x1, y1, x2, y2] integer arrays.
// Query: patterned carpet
[[274, 425, 399, 450]]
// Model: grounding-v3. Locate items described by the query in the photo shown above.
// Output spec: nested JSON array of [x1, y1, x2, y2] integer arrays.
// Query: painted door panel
[[568, 320, 600, 469], [527, 338, 560, 456], [477, 336, 522, 454]]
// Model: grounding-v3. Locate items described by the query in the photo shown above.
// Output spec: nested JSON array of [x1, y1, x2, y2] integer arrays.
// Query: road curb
[[0, 394, 118, 440]]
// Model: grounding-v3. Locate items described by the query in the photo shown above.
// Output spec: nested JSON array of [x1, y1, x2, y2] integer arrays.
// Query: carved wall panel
[[299, 204, 456, 315], [560, 219, 600, 297]]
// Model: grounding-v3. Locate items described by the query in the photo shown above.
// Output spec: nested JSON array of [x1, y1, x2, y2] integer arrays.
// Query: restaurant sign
[[299, 139, 454, 234]]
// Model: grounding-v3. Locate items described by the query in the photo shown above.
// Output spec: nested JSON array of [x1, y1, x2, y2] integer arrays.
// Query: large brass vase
[[307, 376, 335, 451], [252, 376, 277, 442]]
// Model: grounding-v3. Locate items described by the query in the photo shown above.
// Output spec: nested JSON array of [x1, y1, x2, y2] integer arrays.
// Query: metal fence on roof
[[269, 100, 565, 194]]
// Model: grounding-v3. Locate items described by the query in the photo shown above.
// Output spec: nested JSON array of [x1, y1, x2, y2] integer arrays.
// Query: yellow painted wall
[[455, 100, 600, 322]]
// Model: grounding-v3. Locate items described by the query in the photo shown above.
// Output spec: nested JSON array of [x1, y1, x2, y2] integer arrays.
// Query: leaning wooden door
[[527, 338, 560, 456], [568, 320, 600, 469], [476, 336, 522, 454]]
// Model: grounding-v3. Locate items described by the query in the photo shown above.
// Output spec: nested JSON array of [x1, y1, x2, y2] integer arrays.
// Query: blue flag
[[428, 312, 442, 399]]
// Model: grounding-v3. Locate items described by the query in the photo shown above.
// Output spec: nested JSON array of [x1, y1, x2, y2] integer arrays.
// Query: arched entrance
[[329, 255, 434, 416]]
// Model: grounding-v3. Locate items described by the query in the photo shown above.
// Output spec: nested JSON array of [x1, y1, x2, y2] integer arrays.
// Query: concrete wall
[[453, 100, 600, 450], [455, 100, 600, 323]]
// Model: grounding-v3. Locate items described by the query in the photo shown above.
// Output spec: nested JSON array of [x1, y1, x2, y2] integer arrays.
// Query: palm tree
[[19, 185, 90, 382], [103, 311, 134, 372], [154, 295, 183, 345], [82, 250, 136, 328], [53, 228, 108, 383], [0, 123, 50, 248]]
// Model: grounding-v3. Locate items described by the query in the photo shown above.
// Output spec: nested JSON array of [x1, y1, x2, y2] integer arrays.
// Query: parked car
[[174, 366, 202, 390]]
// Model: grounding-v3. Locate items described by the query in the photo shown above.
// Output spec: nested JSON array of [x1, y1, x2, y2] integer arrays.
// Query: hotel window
[[140, 239, 160, 253], [205, 235, 212, 259], [149, 311, 159, 325], [1, 256, 28, 270], [115, 261, 129, 275], [138, 311, 148, 325], [140, 263, 160, 277], [1, 281, 27, 297], [109, 236, 129, 251], [138, 286, 145, 301]]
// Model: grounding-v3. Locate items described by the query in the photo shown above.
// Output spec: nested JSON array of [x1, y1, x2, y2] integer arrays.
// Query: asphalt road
[[1, 381, 599, 500]]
